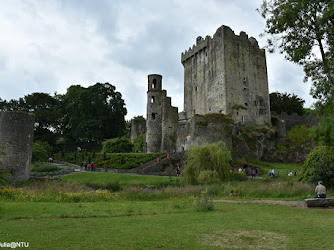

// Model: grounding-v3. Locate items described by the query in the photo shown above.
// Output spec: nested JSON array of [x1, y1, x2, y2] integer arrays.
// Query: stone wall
[[177, 113, 233, 152], [277, 112, 319, 131], [181, 25, 271, 126], [0, 111, 35, 180], [130, 119, 146, 143]]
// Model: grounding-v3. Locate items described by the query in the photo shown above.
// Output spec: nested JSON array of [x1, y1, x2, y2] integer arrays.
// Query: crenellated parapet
[[181, 25, 263, 64]]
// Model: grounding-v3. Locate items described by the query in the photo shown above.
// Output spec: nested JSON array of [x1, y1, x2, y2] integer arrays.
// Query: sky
[[0, 0, 316, 119]]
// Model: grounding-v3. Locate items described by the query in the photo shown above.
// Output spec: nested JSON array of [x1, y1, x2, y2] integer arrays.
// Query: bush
[[102, 137, 133, 153], [228, 172, 249, 182], [299, 146, 334, 188], [32, 141, 53, 161], [133, 135, 146, 153], [287, 125, 312, 145], [183, 141, 231, 185]]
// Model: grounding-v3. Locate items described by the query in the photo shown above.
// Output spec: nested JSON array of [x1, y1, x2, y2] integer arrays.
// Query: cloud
[[0, 0, 316, 121]]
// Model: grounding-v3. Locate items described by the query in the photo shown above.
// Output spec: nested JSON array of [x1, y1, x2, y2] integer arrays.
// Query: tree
[[60, 83, 127, 142], [183, 141, 231, 185], [270, 92, 305, 115], [0, 93, 61, 145], [102, 137, 133, 153], [312, 103, 334, 146], [258, 0, 334, 105]]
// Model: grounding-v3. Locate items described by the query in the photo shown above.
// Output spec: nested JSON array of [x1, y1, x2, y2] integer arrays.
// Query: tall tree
[[60, 83, 127, 142], [270, 92, 305, 115], [258, 0, 334, 105], [0, 93, 60, 145]]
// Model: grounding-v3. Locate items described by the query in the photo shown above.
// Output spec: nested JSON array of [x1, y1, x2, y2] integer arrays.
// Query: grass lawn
[[1, 201, 334, 249]]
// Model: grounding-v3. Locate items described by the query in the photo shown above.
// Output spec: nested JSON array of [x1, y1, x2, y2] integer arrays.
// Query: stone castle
[[134, 25, 272, 154]]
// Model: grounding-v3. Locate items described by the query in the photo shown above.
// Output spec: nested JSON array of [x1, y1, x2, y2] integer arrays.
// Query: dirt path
[[214, 199, 307, 208]]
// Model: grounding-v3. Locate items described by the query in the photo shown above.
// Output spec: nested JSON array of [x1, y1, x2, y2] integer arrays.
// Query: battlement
[[181, 25, 261, 63]]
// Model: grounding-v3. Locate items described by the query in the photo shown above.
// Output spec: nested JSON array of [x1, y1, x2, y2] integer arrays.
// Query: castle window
[[152, 79, 157, 89], [151, 96, 155, 103], [220, 110, 223, 113], [254, 100, 258, 106], [244, 103, 248, 106], [152, 113, 156, 119], [242, 116, 245, 124], [195, 87, 198, 91], [209, 107, 211, 111]]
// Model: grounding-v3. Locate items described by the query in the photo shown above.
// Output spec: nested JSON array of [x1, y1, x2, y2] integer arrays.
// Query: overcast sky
[[0, 0, 316, 119]]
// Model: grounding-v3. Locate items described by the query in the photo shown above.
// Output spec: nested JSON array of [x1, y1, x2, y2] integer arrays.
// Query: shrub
[[228, 172, 248, 182], [183, 141, 231, 185], [287, 125, 312, 145], [133, 135, 146, 153], [102, 137, 133, 153], [299, 146, 334, 188], [32, 141, 53, 161]]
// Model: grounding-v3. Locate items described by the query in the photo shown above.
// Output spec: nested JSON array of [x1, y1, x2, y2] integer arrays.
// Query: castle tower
[[146, 74, 163, 153], [0, 111, 35, 181], [146, 74, 179, 153], [181, 25, 271, 126]]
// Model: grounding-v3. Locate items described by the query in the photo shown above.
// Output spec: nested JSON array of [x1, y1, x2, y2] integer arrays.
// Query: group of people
[[268, 169, 276, 177], [288, 171, 298, 177]]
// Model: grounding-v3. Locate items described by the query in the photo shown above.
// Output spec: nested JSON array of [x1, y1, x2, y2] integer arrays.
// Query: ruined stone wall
[[278, 112, 319, 131], [0, 111, 34, 180], [177, 113, 233, 152], [131, 119, 146, 143], [181, 25, 271, 126], [161, 95, 178, 153]]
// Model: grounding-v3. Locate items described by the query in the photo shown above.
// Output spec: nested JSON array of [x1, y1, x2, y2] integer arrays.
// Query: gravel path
[[214, 199, 307, 208]]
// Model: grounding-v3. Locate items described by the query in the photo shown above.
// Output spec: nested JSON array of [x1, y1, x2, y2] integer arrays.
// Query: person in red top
[[87, 163, 91, 171], [93, 162, 96, 171], [104, 163, 108, 172]]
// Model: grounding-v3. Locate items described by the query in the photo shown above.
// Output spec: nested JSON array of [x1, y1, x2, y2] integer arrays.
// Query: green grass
[[61, 172, 182, 189], [1, 201, 334, 249]]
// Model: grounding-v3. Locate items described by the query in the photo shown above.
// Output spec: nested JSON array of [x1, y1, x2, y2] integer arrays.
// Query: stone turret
[[146, 74, 178, 153], [0, 111, 35, 181]]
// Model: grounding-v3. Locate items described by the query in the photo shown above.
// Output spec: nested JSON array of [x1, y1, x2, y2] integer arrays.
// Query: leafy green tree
[[0, 93, 61, 145], [183, 141, 231, 185], [300, 146, 334, 188], [102, 137, 133, 153], [32, 141, 53, 162], [270, 92, 305, 115], [60, 83, 127, 142], [258, 0, 334, 105], [312, 103, 334, 146]]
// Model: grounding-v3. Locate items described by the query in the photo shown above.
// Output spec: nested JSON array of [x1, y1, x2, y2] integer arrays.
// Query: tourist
[[315, 181, 326, 198], [84, 161, 88, 171], [288, 171, 293, 177], [268, 170, 272, 177], [80, 161, 83, 171], [176, 166, 181, 177], [157, 158, 160, 163], [271, 169, 275, 177], [104, 163, 107, 172], [294, 171, 298, 176], [87, 163, 91, 171], [167, 153, 170, 158], [252, 169, 256, 178], [238, 168, 242, 173]]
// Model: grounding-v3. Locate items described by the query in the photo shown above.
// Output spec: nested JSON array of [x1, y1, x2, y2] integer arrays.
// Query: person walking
[[104, 163, 108, 172]]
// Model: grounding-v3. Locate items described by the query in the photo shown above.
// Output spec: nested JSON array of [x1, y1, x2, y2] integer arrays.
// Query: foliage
[[132, 115, 145, 121], [30, 163, 74, 177], [32, 141, 53, 162], [102, 137, 133, 153], [312, 103, 334, 146], [269, 92, 305, 115], [55, 151, 163, 169], [299, 146, 334, 188], [258, 0, 334, 106], [197, 170, 219, 185], [228, 172, 249, 182], [60, 83, 127, 142], [133, 134, 146, 153], [183, 141, 231, 185], [0, 93, 61, 145], [194, 189, 214, 212], [286, 125, 312, 144], [231, 104, 248, 110]]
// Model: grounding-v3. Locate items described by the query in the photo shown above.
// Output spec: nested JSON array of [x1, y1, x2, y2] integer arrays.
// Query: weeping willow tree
[[183, 141, 231, 185]]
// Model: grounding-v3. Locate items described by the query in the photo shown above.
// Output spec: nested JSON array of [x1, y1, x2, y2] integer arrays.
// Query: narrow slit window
[[152, 79, 157, 89], [152, 113, 156, 119], [151, 96, 155, 103]]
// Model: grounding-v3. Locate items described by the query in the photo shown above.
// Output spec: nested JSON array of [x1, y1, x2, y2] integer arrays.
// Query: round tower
[[146, 74, 163, 153], [0, 111, 35, 180]]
